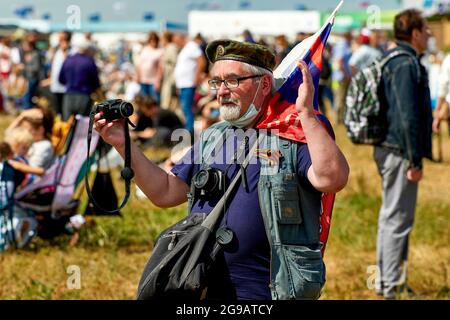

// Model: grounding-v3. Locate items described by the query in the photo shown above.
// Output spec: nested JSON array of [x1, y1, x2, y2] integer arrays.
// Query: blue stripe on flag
[[276, 23, 333, 110]]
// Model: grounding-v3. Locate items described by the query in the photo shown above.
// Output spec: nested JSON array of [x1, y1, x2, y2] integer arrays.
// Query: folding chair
[[13, 115, 100, 239]]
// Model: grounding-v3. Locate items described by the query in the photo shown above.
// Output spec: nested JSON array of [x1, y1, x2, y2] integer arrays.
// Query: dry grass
[[0, 115, 449, 300]]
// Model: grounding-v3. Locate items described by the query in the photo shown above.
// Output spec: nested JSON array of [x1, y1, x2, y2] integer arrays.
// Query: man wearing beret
[[94, 39, 349, 300]]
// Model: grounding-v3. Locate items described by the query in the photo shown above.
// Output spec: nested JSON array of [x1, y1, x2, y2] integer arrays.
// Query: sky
[[1, 0, 404, 24]]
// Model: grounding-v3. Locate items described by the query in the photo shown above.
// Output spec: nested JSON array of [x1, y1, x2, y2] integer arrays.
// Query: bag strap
[[201, 133, 264, 231], [379, 50, 421, 81]]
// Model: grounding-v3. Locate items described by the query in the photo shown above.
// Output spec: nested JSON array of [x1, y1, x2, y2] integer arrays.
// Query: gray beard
[[220, 105, 241, 121]]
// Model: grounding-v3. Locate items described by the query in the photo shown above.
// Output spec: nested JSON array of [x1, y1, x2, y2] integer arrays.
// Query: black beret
[[205, 39, 276, 72]]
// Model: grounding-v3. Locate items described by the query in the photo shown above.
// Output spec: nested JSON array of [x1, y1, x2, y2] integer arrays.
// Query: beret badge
[[216, 45, 225, 57]]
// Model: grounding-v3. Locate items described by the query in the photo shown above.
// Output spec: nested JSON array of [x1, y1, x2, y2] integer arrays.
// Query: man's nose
[[216, 82, 231, 96]]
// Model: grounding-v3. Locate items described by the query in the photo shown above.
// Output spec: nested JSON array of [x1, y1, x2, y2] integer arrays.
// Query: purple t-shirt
[[171, 130, 314, 300], [59, 53, 100, 95]]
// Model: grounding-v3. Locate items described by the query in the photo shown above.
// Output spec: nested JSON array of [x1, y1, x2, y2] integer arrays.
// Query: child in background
[[0, 140, 37, 250], [6, 107, 55, 170], [5, 127, 33, 162], [5, 127, 45, 188]]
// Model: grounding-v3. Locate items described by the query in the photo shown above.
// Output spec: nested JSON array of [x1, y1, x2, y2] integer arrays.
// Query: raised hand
[[295, 60, 315, 117]]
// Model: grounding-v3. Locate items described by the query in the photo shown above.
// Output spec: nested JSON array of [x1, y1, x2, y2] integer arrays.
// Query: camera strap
[[85, 111, 135, 214], [201, 133, 264, 231]]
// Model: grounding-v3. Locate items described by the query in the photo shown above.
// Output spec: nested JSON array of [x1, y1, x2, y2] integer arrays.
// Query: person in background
[[434, 52, 450, 135], [0, 36, 12, 80], [194, 33, 209, 74], [4, 127, 43, 187], [332, 30, 352, 124], [2, 64, 28, 115], [242, 29, 256, 43], [45, 31, 71, 117], [59, 35, 100, 121], [349, 29, 382, 75], [318, 44, 333, 117], [274, 35, 290, 67], [374, 9, 433, 300], [200, 95, 221, 130], [285, 32, 308, 55], [0, 36, 13, 113], [173, 33, 206, 134], [21, 40, 42, 110], [135, 32, 163, 103], [130, 95, 182, 149], [159, 31, 180, 111], [84, 32, 98, 58], [6, 107, 55, 170]]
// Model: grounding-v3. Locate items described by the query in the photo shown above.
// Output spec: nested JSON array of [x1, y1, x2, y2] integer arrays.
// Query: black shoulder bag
[[136, 134, 262, 300]]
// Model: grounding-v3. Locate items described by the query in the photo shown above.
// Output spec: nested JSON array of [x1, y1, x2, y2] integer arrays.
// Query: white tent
[[188, 10, 321, 40]]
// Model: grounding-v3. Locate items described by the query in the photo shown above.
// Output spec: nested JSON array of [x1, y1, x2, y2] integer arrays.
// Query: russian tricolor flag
[[257, 1, 344, 255], [257, 0, 343, 141]]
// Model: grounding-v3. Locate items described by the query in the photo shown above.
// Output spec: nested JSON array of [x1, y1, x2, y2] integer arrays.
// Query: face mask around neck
[[227, 78, 262, 128]]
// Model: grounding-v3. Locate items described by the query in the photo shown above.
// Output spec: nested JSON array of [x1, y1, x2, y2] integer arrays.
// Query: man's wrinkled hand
[[295, 60, 315, 117]]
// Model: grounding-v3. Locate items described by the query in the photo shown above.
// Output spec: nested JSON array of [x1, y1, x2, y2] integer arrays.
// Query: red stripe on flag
[[310, 38, 325, 71], [320, 193, 335, 256]]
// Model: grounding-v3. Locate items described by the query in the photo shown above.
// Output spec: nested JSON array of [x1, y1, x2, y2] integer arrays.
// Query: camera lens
[[119, 102, 134, 118], [194, 170, 210, 189]]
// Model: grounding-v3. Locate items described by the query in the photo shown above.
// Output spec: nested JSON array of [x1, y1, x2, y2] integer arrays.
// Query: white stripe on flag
[[273, 0, 344, 88], [294, 115, 302, 127], [285, 114, 293, 125]]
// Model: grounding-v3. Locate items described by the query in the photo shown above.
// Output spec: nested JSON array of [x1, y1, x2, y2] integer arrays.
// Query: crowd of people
[[1, 26, 449, 139], [0, 8, 449, 300]]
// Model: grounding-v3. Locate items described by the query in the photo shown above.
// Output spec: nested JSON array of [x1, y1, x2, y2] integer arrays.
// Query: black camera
[[192, 167, 225, 198], [96, 99, 134, 122]]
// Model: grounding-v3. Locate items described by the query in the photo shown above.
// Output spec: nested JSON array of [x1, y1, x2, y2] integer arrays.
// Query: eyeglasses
[[208, 75, 262, 90]]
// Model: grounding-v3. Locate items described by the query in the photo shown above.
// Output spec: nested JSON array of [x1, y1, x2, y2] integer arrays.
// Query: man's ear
[[411, 28, 421, 42], [261, 75, 272, 96]]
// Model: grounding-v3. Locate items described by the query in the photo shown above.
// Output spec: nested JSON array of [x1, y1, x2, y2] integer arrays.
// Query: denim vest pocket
[[283, 244, 325, 299], [273, 186, 303, 225]]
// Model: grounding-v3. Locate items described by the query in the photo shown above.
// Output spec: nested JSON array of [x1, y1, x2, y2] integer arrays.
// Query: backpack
[[344, 50, 415, 145]]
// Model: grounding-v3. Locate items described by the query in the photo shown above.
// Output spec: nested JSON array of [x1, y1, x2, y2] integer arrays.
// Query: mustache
[[219, 97, 239, 105]]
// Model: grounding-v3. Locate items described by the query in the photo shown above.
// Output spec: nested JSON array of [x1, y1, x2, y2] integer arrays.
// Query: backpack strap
[[380, 50, 421, 82]]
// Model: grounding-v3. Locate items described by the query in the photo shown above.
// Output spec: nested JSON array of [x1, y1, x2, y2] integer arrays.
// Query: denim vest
[[194, 122, 326, 300]]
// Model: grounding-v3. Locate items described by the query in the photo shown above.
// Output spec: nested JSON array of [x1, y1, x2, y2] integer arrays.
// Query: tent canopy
[[0, 18, 187, 33]]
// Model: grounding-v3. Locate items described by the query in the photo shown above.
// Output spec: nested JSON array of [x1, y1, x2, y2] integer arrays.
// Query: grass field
[[0, 114, 449, 300]]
